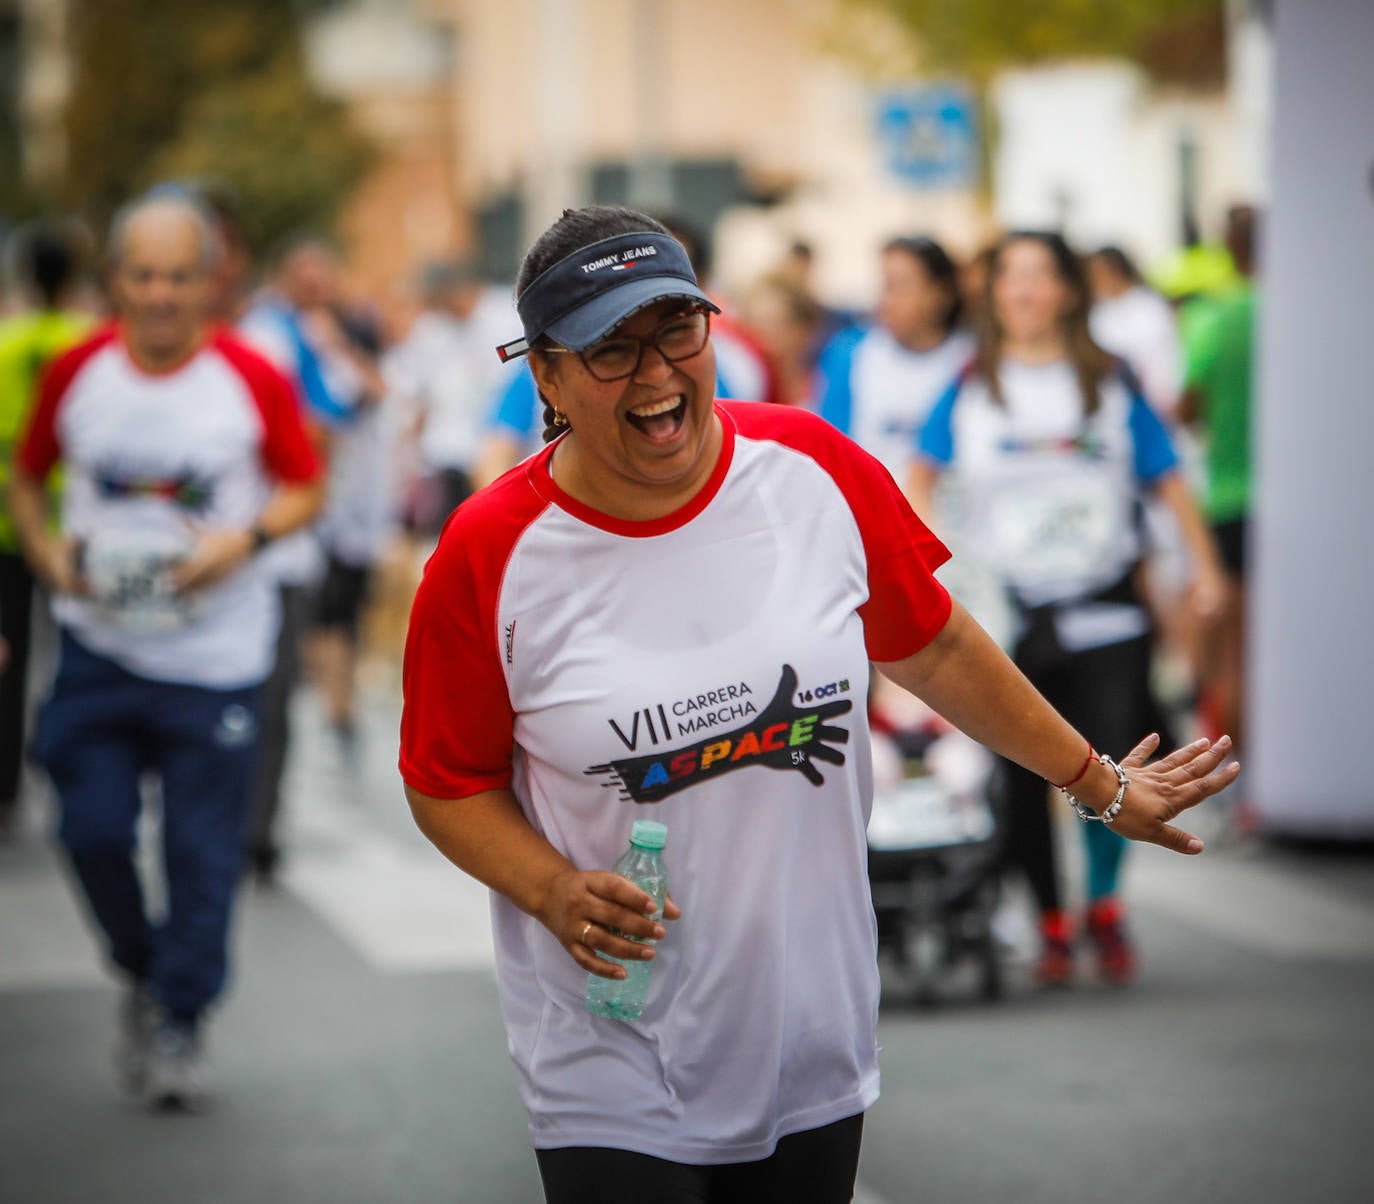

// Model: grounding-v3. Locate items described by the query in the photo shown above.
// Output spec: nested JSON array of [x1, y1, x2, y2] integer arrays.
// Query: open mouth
[[625, 394, 688, 442]]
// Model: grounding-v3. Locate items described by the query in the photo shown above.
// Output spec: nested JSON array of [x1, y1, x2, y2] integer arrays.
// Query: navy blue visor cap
[[496, 232, 719, 362]]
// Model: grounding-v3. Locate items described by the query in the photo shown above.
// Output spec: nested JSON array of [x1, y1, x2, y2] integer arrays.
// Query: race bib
[[84, 530, 200, 633], [984, 475, 1122, 588]]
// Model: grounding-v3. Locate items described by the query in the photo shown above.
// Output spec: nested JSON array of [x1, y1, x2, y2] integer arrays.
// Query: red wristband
[[1050, 742, 1096, 792]]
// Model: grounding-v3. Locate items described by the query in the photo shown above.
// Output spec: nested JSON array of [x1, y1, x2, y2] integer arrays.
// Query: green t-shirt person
[[0, 309, 92, 552], [1182, 283, 1256, 524]]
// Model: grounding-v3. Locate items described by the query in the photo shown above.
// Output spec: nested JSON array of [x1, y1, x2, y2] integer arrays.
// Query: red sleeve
[[399, 474, 548, 799], [722, 401, 953, 661], [16, 326, 117, 480], [213, 330, 322, 483]]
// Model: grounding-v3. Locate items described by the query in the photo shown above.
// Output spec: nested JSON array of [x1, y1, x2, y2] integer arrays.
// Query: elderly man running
[[7, 192, 324, 1109]]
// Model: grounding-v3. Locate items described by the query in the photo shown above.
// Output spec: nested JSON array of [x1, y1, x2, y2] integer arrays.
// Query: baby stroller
[[867, 679, 1005, 1006]]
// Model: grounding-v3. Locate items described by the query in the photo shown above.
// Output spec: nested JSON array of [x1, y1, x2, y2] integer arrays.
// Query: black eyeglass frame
[[539, 305, 713, 382]]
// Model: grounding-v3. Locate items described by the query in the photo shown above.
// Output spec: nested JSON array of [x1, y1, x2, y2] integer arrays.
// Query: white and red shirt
[[18, 325, 321, 688], [401, 401, 951, 1163]]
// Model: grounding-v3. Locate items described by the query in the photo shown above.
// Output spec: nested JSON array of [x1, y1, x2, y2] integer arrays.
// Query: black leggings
[[535, 1113, 864, 1204], [1002, 632, 1156, 914]]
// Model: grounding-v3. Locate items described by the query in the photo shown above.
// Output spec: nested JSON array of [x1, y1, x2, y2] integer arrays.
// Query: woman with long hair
[[911, 231, 1227, 986], [816, 235, 973, 480]]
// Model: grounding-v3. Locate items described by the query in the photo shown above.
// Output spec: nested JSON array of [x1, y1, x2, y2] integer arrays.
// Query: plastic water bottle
[[585, 820, 669, 1021]]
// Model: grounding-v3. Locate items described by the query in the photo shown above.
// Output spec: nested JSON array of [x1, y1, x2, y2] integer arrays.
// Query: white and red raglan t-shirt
[[18, 325, 321, 688], [401, 401, 952, 1163]]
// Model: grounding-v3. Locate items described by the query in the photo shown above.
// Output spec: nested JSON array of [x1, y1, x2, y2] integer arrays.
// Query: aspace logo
[[586, 665, 851, 803]]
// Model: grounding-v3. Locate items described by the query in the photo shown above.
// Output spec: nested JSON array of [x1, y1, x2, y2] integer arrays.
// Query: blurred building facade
[[8, 0, 73, 197], [7, 0, 1269, 312], [306, 0, 1268, 310], [304, 0, 461, 321]]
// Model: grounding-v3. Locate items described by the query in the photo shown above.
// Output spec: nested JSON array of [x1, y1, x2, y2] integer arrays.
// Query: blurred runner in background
[[1087, 246, 1183, 416], [911, 231, 1226, 987], [771, 237, 855, 349], [738, 273, 825, 409], [1179, 206, 1260, 761], [194, 182, 256, 327], [244, 238, 391, 765], [385, 258, 515, 534], [0, 220, 94, 835], [816, 236, 973, 483], [8, 192, 323, 1105], [1088, 244, 1197, 730]]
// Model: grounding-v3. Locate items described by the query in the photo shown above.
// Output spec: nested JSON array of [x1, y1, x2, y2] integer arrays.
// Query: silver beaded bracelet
[[1064, 753, 1129, 824]]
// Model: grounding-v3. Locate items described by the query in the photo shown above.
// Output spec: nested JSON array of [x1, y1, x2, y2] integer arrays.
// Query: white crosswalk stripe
[[282, 815, 496, 973]]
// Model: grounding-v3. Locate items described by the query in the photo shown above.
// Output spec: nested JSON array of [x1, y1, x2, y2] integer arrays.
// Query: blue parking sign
[[876, 87, 978, 188]]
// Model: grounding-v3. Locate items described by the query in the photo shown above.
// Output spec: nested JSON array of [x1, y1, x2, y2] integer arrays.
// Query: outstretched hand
[[1105, 733, 1240, 854]]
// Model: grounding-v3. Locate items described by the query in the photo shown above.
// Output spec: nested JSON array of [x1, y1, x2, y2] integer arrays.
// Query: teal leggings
[[1082, 817, 1128, 902]]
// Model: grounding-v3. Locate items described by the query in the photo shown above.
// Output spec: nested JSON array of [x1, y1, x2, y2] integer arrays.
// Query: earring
[[552, 410, 569, 427]]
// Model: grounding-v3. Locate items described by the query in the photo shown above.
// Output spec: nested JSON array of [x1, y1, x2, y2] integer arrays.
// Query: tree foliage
[[59, 0, 369, 251], [839, 0, 1225, 85], [148, 50, 371, 254]]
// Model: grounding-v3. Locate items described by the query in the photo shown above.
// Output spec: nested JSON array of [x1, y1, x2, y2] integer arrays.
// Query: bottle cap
[[629, 819, 667, 850]]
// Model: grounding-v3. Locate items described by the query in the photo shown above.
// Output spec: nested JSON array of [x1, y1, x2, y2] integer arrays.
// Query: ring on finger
[[579, 921, 595, 947]]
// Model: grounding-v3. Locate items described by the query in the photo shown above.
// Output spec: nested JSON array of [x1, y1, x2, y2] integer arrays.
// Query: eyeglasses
[[543, 307, 711, 382]]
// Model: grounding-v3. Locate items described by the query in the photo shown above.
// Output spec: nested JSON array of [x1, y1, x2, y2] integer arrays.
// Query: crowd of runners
[[0, 188, 1255, 1111]]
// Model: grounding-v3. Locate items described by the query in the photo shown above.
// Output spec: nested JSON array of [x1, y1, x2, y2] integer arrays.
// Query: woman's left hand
[[1104, 733, 1240, 854]]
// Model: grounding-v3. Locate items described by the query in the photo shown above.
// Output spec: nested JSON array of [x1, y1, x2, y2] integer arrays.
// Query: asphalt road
[[3, 685, 1371, 1203]]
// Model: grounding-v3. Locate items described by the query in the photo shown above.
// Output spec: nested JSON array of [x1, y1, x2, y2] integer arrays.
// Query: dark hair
[[1088, 245, 1142, 286], [647, 211, 711, 281], [517, 205, 674, 442], [977, 230, 1115, 416], [882, 235, 964, 334], [9, 221, 82, 308]]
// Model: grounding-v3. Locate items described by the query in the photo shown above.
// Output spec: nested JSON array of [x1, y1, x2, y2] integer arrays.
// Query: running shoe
[[1035, 909, 1075, 987], [1085, 897, 1136, 986], [115, 982, 159, 1096], [146, 1022, 208, 1112]]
